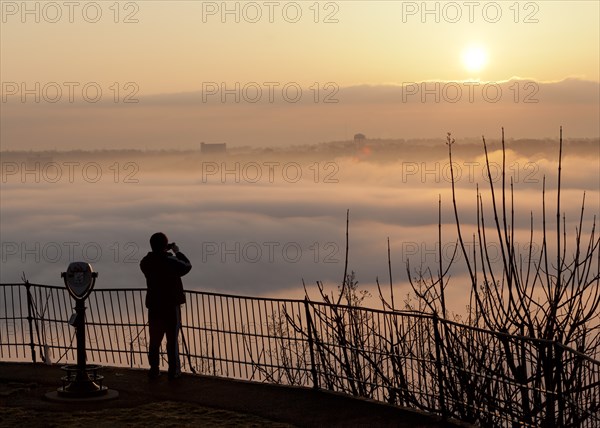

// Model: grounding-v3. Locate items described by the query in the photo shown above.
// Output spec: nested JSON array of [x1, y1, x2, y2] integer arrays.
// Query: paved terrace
[[0, 362, 467, 427]]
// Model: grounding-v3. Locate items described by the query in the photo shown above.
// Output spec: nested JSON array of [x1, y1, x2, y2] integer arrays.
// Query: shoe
[[168, 371, 181, 381], [148, 369, 161, 380]]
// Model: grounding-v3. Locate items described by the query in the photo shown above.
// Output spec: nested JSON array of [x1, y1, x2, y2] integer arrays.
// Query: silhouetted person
[[140, 232, 192, 380]]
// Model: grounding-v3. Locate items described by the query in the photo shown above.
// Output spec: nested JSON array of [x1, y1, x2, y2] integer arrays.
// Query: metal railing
[[1, 282, 598, 427]]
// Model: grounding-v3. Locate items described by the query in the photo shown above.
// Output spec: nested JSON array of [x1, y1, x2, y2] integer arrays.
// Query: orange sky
[[1, 1, 598, 94]]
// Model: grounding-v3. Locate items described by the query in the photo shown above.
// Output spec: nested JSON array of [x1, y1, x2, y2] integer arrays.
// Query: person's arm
[[168, 246, 192, 276]]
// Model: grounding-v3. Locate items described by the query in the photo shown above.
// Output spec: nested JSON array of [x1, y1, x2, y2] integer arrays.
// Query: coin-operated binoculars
[[46, 262, 117, 401]]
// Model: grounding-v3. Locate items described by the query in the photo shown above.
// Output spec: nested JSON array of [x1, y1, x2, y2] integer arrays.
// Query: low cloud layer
[[2, 141, 598, 314]]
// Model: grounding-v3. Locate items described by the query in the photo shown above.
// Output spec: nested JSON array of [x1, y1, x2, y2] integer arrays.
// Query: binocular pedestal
[[46, 263, 118, 402], [57, 364, 108, 397], [56, 300, 110, 397]]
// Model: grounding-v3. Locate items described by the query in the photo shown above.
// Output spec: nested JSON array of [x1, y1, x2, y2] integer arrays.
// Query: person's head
[[150, 232, 169, 252]]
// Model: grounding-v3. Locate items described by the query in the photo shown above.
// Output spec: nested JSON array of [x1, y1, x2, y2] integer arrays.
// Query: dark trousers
[[148, 305, 181, 376]]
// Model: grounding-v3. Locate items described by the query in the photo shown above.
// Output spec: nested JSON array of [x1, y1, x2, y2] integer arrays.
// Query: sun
[[462, 45, 488, 73]]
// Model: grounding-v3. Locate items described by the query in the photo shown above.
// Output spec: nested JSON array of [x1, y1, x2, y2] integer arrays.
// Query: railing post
[[304, 298, 319, 389], [432, 314, 447, 420], [25, 281, 36, 364]]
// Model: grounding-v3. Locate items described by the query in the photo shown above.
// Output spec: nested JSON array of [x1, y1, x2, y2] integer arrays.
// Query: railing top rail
[[305, 298, 434, 319], [12, 283, 309, 304], [2, 283, 435, 318], [6, 283, 427, 314], [554, 341, 600, 365], [436, 315, 558, 346]]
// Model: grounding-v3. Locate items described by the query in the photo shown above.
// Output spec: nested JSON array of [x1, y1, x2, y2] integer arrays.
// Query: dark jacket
[[140, 251, 192, 309]]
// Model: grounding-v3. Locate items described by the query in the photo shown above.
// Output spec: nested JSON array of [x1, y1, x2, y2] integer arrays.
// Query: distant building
[[201, 142, 227, 154], [354, 133, 366, 150]]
